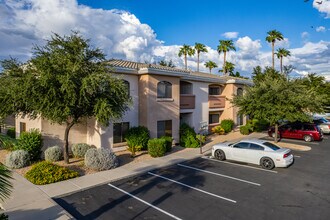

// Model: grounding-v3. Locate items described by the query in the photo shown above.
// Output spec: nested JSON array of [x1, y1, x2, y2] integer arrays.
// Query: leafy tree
[[283, 65, 295, 77], [219, 61, 235, 75], [232, 68, 324, 142], [266, 30, 284, 69], [0, 32, 131, 163], [194, 43, 208, 72], [204, 61, 218, 73], [0, 164, 12, 202], [275, 48, 291, 74], [217, 40, 236, 75], [158, 59, 176, 68], [178, 44, 195, 70]]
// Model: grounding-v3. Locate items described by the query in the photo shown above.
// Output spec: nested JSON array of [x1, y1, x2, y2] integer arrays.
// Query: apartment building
[[3, 59, 252, 150]]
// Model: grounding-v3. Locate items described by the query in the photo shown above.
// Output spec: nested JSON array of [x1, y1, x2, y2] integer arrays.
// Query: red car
[[268, 122, 323, 142]]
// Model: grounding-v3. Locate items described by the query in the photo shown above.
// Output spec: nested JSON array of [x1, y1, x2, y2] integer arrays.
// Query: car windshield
[[263, 142, 281, 150]]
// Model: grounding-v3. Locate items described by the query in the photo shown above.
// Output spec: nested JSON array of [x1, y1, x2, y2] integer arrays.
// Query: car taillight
[[328, 125, 330, 129], [283, 153, 291, 158]]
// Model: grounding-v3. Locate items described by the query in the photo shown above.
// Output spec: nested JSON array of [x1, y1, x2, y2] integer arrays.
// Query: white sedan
[[211, 139, 294, 170]]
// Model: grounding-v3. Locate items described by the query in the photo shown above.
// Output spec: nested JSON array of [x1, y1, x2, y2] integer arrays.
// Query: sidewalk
[[0, 131, 305, 219]]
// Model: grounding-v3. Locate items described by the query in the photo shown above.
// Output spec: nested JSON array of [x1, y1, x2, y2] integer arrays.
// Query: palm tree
[[266, 30, 284, 69], [0, 164, 12, 202], [194, 43, 208, 72], [217, 40, 236, 76], [275, 48, 291, 74], [204, 61, 218, 73], [178, 44, 195, 70], [219, 61, 235, 75]]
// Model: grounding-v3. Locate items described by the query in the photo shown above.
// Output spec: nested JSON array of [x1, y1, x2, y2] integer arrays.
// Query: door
[[245, 143, 265, 164], [231, 142, 250, 162]]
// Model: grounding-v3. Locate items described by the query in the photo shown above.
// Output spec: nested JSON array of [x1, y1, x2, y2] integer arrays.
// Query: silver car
[[211, 139, 294, 170], [313, 117, 330, 134]]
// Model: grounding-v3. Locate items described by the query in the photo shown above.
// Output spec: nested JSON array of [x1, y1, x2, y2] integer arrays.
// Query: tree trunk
[[184, 54, 187, 70], [274, 123, 279, 143], [223, 52, 227, 75], [64, 121, 75, 164], [272, 42, 275, 69], [209, 68, 211, 73], [197, 52, 200, 72], [280, 57, 283, 74]]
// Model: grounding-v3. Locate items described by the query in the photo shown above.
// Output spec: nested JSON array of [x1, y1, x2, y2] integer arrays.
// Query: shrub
[[0, 134, 17, 151], [211, 125, 225, 135], [44, 146, 62, 162], [160, 136, 173, 152], [220, 119, 235, 133], [71, 143, 92, 158], [6, 128, 15, 139], [5, 150, 30, 169], [125, 126, 150, 156], [240, 125, 251, 135], [179, 123, 199, 148], [15, 129, 43, 161], [196, 134, 206, 145], [148, 138, 167, 157], [84, 148, 118, 171], [25, 161, 79, 185], [247, 119, 270, 132]]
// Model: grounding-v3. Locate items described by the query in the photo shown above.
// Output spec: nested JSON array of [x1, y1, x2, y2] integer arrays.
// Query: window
[[263, 142, 280, 151], [237, 88, 243, 96], [113, 122, 129, 144], [180, 81, 192, 94], [249, 143, 264, 151], [157, 120, 172, 138], [209, 113, 220, 124], [303, 124, 315, 131], [123, 80, 130, 98], [157, 81, 172, 98], [233, 142, 249, 149], [19, 122, 26, 133], [209, 86, 221, 95]]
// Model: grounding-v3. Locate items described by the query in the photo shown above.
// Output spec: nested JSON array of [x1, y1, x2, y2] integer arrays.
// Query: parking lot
[[55, 137, 330, 220]]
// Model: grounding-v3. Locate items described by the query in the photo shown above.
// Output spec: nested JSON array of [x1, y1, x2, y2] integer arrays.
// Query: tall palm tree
[[204, 61, 218, 73], [178, 44, 195, 70], [0, 164, 12, 202], [266, 30, 284, 69], [275, 48, 291, 74], [194, 43, 208, 72], [217, 40, 236, 76], [219, 61, 235, 75]]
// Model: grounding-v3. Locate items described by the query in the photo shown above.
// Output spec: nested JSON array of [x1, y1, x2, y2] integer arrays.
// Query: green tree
[[217, 40, 236, 75], [232, 68, 324, 142], [219, 61, 235, 75], [0, 164, 12, 202], [194, 43, 208, 72], [158, 59, 176, 68], [204, 61, 218, 73], [275, 48, 291, 74], [266, 30, 284, 69], [178, 44, 195, 70], [0, 32, 131, 163]]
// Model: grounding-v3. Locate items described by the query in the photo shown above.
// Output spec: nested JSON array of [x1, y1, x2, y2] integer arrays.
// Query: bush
[[220, 119, 235, 133], [15, 129, 43, 161], [160, 136, 173, 152], [148, 138, 167, 157], [6, 128, 15, 139], [240, 125, 251, 135], [0, 134, 17, 151], [71, 143, 92, 158], [25, 161, 79, 185], [125, 126, 150, 156], [5, 150, 30, 169], [247, 119, 270, 132], [179, 123, 199, 148], [84, 148, 118, 171], [196, 134, 206, 145], [211, 125, 225, 135], [44, 146, 62, 162]]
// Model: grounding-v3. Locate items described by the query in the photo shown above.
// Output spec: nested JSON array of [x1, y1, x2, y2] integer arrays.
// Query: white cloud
[[313, 0, 330, 18], [316, 26, 326, 32], [301, 32, 309, 39], [222, 32, 239, 39]]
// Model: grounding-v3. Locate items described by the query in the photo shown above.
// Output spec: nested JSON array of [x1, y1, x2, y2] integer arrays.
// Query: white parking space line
[[177, 163, 261, 186], [148, 172, 236, 204], [108, 183, 182, 220], [294, 155, 301, 158], [202, 156, 278, 174]]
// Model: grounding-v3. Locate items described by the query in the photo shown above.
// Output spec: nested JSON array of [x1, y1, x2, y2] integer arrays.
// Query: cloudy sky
[[1, 0, 330, 80]]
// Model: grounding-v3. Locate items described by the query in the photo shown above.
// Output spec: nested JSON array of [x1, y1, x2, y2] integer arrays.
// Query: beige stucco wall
[[15, 115, 42, 138], [139, 74, 180, 143], [1, 115, 16, 134]]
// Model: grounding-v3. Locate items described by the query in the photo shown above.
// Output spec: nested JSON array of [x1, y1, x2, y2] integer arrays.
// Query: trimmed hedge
[[148, 138, 167, 157], [240, 125, 251, 135], [84, 148, 118, 171], [15, 129, 43, 161], [25, 161, 79, 185], [211, 125, 225, 135], [71, 143, 92, 158], [160, 136, 173, 152], [220, 119, 235, 133], [179, 123, 199, 148], [5, 150, 30, 169], [44, 146, 62, 162], [125, 126, 150, 156]]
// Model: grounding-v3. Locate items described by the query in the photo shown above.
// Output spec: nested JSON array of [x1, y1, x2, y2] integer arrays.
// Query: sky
[[0, 0, 330, 80]]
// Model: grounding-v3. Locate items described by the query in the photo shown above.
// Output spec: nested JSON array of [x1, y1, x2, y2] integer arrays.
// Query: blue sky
[[0, 0, 330, 79]]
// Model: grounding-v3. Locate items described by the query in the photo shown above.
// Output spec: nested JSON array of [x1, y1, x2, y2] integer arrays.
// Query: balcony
[[180, 94, 195, 109], [209, 95, 226, 108]]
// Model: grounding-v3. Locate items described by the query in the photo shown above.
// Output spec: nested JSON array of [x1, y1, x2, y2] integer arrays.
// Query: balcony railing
[[180, 94, 195, 109], [209, 95, 226, 108]]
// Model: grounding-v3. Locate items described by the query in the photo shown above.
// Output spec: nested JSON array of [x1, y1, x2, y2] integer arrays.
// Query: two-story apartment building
[[2, 59, 252, 150]]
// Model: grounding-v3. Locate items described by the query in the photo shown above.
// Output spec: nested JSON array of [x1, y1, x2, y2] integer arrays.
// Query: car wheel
[[303, 135, 313, 142], [260, 157, 275, 170], [214, 150, 226, 161]]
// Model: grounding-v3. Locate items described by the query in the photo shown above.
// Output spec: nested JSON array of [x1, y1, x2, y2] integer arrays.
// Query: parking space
[[55, 137, 330, 220]]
